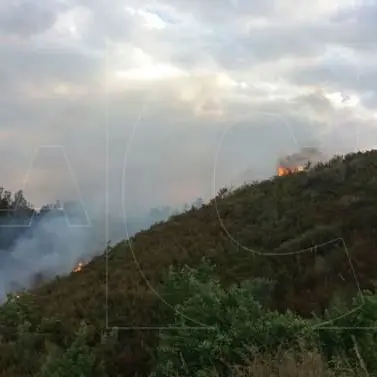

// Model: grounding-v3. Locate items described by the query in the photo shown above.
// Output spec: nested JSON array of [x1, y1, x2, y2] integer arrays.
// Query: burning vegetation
[[277, 147, 325, 176], [73, 262, 84, 272], [277, 165, 304, 176]]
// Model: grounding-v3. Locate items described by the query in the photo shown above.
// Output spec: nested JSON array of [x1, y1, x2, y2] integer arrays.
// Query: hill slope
[[2, 149, 377, 376]]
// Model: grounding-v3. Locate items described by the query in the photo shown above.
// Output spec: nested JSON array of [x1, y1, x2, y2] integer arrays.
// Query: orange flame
[[277, 165, 304, 176], [73, 262, 84, 272]]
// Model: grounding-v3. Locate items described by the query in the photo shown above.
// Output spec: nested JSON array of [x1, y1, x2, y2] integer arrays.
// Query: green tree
[[151, 261, 317, 377], [37, 321, 107, 377]]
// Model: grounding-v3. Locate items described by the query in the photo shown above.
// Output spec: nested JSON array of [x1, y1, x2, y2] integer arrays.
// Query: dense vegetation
[[2, 149, 377, 376]]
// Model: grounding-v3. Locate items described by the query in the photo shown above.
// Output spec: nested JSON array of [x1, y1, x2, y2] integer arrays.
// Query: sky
[[1, 0, 377, 218]]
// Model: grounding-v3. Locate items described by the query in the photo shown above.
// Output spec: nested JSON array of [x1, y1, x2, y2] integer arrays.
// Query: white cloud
[[124, 6, 167, 30], [110, 45, 189, 81], [115, 64, 187, 81], [46, 5, 92, 41]]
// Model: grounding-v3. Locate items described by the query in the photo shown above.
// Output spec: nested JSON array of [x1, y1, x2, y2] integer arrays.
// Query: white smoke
[[0, 199, 175, 302], [278, 147, 327, 169]]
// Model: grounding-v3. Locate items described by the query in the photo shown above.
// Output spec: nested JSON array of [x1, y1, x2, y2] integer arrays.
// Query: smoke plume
[[0, 195, 202, 302], [0, 200, 176, 302], [277, 147, 327, 169]]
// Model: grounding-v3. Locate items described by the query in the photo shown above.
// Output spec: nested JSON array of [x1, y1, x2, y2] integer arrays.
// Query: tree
[[151, 262, 316, 377], [37, 321, 107, 377]]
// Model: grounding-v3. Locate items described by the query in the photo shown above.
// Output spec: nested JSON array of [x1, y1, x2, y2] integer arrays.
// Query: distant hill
[[2, 149, 377, 376]]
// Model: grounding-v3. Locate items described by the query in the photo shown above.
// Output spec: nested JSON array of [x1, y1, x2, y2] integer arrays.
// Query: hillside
[[2, 149, 377, 376]]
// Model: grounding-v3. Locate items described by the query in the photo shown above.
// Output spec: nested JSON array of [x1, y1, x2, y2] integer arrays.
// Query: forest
[[2, 149, 377, 376]]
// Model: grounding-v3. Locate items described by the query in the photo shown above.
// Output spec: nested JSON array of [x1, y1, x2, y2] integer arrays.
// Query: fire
[[277, 165, 304, 176], [277, 147, 324, 177], [73, 262, 84, 273]]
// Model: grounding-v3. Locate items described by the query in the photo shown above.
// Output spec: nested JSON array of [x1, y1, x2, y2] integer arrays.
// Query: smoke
[[0, 198, 178, 302], [0, 205, 90, 300], [1, 214, 86, 290], [0, 190, 203, 303], [277, 146, 327, 169]]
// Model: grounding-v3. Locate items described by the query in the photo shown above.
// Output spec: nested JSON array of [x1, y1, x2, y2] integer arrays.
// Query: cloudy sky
[[0, 0, 376, 217]]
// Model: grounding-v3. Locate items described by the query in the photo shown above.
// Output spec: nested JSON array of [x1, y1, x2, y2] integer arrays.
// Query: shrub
[[37, 321, 107, 377], [150, 261, 317, 377], [318, 290, 377, 373]]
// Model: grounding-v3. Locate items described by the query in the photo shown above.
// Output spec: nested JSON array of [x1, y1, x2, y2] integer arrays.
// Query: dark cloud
[[292, 59, 377, 94], [328, 4, 377, 45], [0, 44, 103, 92], [0, 0, 70, 37], [161, 0, 279, 24]]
